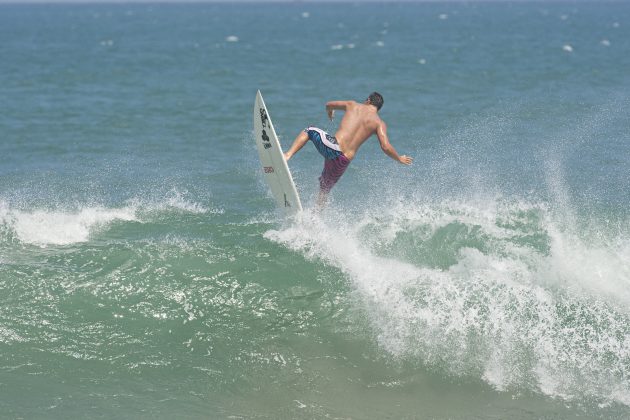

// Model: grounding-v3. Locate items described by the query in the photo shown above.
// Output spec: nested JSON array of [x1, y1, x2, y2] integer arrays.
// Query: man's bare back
[[326, 100, 381, 160], [325, 99, 411, 164]]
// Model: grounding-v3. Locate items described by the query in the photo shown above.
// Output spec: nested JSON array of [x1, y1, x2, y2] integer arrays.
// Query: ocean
[[1, 1, 629, 418]]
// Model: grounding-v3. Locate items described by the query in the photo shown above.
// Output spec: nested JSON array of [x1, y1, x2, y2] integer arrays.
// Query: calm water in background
[[1, 2, 629, 418]]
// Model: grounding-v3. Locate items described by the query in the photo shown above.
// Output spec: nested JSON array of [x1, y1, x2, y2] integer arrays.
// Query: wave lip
[[266, 200, 630, 408], [0, 188, 220, 247], [0, 203, 138, 247]]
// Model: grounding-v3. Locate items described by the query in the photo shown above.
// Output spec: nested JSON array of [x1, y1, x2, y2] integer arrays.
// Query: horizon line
[[0, 0, 617, 4]]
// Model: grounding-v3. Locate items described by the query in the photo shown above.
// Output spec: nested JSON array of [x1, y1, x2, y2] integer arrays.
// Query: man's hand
[[399, 155, 413, 165], [327, 109, 334, 120]]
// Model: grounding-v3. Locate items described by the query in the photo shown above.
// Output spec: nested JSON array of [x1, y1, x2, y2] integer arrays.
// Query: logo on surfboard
[[259, 108, 269, 128], [264, 166, 274, 173], [261, 129, 272, 149], [259, 107, 273, 149]]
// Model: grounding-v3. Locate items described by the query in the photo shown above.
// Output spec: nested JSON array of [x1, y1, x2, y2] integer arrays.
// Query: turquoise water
[[1, 2, 629, 418]]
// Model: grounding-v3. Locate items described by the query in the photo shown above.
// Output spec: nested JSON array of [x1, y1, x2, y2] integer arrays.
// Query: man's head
[[366, 92, 384, 111]]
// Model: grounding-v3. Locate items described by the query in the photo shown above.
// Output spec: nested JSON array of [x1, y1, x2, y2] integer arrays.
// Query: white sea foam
[[0, 191, 216, 246], [0, 202, 137, 246], [226, 35, 239, 43], [543, 224, 630, 308], [266, 198, 630, 406], [0, 326, 26, 344], [163, 189, 212, 214], [127, 189, 217, 215]]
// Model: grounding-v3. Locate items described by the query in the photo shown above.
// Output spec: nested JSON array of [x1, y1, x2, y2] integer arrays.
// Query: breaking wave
[[0, 190, 217, 247], [266, 197, 630, 407]]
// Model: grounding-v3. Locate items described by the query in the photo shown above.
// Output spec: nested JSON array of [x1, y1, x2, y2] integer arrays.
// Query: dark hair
[[368, 92, 384, 110]]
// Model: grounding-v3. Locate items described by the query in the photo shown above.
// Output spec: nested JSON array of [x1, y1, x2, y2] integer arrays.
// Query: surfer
[[284, 92, 412, 205]]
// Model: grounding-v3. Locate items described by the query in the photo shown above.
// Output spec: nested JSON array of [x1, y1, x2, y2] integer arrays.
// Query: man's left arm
[[377, 121, 413, 165]]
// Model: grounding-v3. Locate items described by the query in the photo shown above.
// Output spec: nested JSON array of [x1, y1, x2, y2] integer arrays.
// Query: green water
[[1, 2, 629, 418]]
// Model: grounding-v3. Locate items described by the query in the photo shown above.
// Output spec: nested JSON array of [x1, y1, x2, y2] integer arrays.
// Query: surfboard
[[253, 90, 302, 215]]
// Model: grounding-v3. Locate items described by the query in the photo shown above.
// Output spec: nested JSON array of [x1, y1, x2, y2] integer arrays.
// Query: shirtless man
[[284, 92, 412, 205]]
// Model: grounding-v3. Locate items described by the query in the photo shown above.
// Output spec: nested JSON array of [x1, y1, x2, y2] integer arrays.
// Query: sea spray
[[0, 190, 215, 247], [0, 202, 138, 246], [266, 197, 630, 406]]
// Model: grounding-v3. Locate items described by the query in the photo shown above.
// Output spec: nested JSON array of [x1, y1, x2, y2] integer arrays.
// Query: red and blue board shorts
[[304, 127, 351, 193]]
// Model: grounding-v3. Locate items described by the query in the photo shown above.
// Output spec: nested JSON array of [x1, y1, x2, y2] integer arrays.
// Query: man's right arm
[[325, 100, 352, 120], [376, 121, 412, 165]]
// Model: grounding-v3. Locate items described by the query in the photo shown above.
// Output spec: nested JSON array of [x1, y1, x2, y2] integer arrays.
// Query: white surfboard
[[253, 90, 302, 215]]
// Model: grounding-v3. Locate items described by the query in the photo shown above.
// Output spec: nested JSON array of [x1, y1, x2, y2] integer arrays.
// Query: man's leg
[[284, 130, 309, 161], [317, 155, 350, 208]]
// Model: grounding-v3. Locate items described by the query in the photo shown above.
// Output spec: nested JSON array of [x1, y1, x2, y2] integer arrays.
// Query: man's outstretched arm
[[376, 121, 413, 165]]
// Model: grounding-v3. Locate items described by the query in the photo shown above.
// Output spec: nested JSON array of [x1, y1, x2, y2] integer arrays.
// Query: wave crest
[[266, 199, 630, 406], [0, 190, 219, 247]]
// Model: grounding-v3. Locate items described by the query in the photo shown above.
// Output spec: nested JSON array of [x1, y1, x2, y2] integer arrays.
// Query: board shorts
[[304, 127, 351, 193]]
